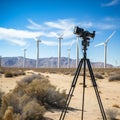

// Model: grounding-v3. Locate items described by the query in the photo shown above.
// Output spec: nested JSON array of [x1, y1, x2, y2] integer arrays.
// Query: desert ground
[[0, 69, 120, 120]]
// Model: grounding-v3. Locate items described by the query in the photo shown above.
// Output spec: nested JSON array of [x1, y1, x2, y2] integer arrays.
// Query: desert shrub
[[0, 89, 4, 107], [0, 74, 67, 119], [46, 89, 66, 108], [13, 85, 26, 97], [4, 72, 13, 77], [64, 72, 71, 75], [112, 104, 120, 108], [17, 74, 44, 86], [106, 109, 119, 120], [108, 74, 120, 82], [19, 95, 33, 111], [11, 70, 25, 77], [0, 89, 4, 119], [22, 100, 46, 120], [13, 113, 22, 120], [0, 93, 20, 115], [3, 106, 14, 120], [24, 79, 67, 108], [4, 69, 25, 77], [94, 73, 104, 79], [0, 68, 4, 74], [70, 72, 75, 76], [17, 70, 25, 76]]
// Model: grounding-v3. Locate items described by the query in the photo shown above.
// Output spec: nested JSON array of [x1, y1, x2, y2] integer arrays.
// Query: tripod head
[[73, 26, 95, 50]]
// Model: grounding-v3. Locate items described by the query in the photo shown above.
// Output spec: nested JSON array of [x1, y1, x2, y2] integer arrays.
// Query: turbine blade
[[56, 32, 64, 38], [34, 35, 41, 41], [95, 42, 104, 47], [105, 31, 116, 43], [60, 33, 64, 37]]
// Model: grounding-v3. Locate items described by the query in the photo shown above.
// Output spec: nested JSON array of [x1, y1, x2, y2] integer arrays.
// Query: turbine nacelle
[[56, 33, 64, 39]]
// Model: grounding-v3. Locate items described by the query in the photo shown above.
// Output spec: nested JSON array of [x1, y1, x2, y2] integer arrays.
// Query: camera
[[73, 26, 95, 39]]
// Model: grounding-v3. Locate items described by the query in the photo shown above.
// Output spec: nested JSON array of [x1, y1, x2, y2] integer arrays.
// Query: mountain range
[[0, 57, 114, 68]]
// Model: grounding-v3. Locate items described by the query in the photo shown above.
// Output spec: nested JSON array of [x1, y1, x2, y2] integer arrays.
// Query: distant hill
[[0, 57, 114, 68]]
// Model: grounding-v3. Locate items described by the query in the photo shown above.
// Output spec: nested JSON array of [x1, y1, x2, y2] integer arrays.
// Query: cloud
[[42, 40, 57, 46], [27, 19, 43, 30], [45, 19, 74, 30], [62, 39, 76, 46], [0, 26, 75, 47], [101, 0, 120, 7], [103, 17, 115, 21], [8, 38, 26, 46], [27, 19, 75, 38], [93, 17, 120, 30], [0, 18, 118, 47], [26, 19, 98, 39], [44, 19, 75, 38], [78, 22, 93, 29], [95, 23, 116, 30], [40, 39, 76, 47], [0, 27, 43, 46]]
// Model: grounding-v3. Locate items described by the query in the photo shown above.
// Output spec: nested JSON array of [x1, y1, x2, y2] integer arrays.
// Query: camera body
[[73, 26, 95, 39]]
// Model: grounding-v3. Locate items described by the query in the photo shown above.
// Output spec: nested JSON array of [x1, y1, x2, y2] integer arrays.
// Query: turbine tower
[[76, 35, 80, 68], [57, 33, 63, 68], [0, 56, 2, 67], [36, 38, 41, 68], [95, 31, 116, 68], [67, 48, 71, 68], [23, 49, 26, 68]]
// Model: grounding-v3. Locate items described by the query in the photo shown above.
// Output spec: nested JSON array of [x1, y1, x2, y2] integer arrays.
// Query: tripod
[[59, 38, 107, 120]]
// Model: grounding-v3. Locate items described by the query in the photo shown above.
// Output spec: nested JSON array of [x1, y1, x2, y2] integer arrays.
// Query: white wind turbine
[[67, 48, 71, 68], [34, 36, 41, 68], [0, 56, 2, 67], [95, 31, 116, 68], [56, 33, 64, 68]]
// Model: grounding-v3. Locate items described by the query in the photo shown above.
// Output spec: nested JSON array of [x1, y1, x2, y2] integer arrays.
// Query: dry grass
[[0, 89, 4, 107], [4, 72, 13, 77], [108, 74, 120, 82], [17, 74, 43, 86], [0, 74, 67, 120], [94, 72, 104, 79], [22, 100, 46, 120], [0, 67, 25, 78], [112, 104, 120, 108], [0, 89, 4, 119], [106, 109, 120, 120], [1, 67, 120, 76], [4, 70, 25, 78]]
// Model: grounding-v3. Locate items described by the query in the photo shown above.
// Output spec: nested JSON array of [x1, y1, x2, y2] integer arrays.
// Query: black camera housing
[[73, 26, 95, 39]]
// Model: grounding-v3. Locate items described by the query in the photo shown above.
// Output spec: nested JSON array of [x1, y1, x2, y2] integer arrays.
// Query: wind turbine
[[95, 31, 116, 68], [0, 56, 2, 67], [67, 48, 71, 68], [76, 35, 80, 68], [35, 36, 41, 68], [56, 33, 63, 68]]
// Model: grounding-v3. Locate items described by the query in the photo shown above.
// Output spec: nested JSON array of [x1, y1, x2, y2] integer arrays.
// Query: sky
[[0, 0, 120, 66]]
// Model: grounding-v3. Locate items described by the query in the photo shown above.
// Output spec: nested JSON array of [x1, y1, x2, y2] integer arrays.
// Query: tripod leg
[[59, 59, 83, 120], [81, 58, 87, 120], [87, 59, 107, 120]]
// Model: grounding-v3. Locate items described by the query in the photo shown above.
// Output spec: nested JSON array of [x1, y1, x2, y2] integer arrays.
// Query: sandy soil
[[0, 70, 120, 120], [41, 73, 120, 120]]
